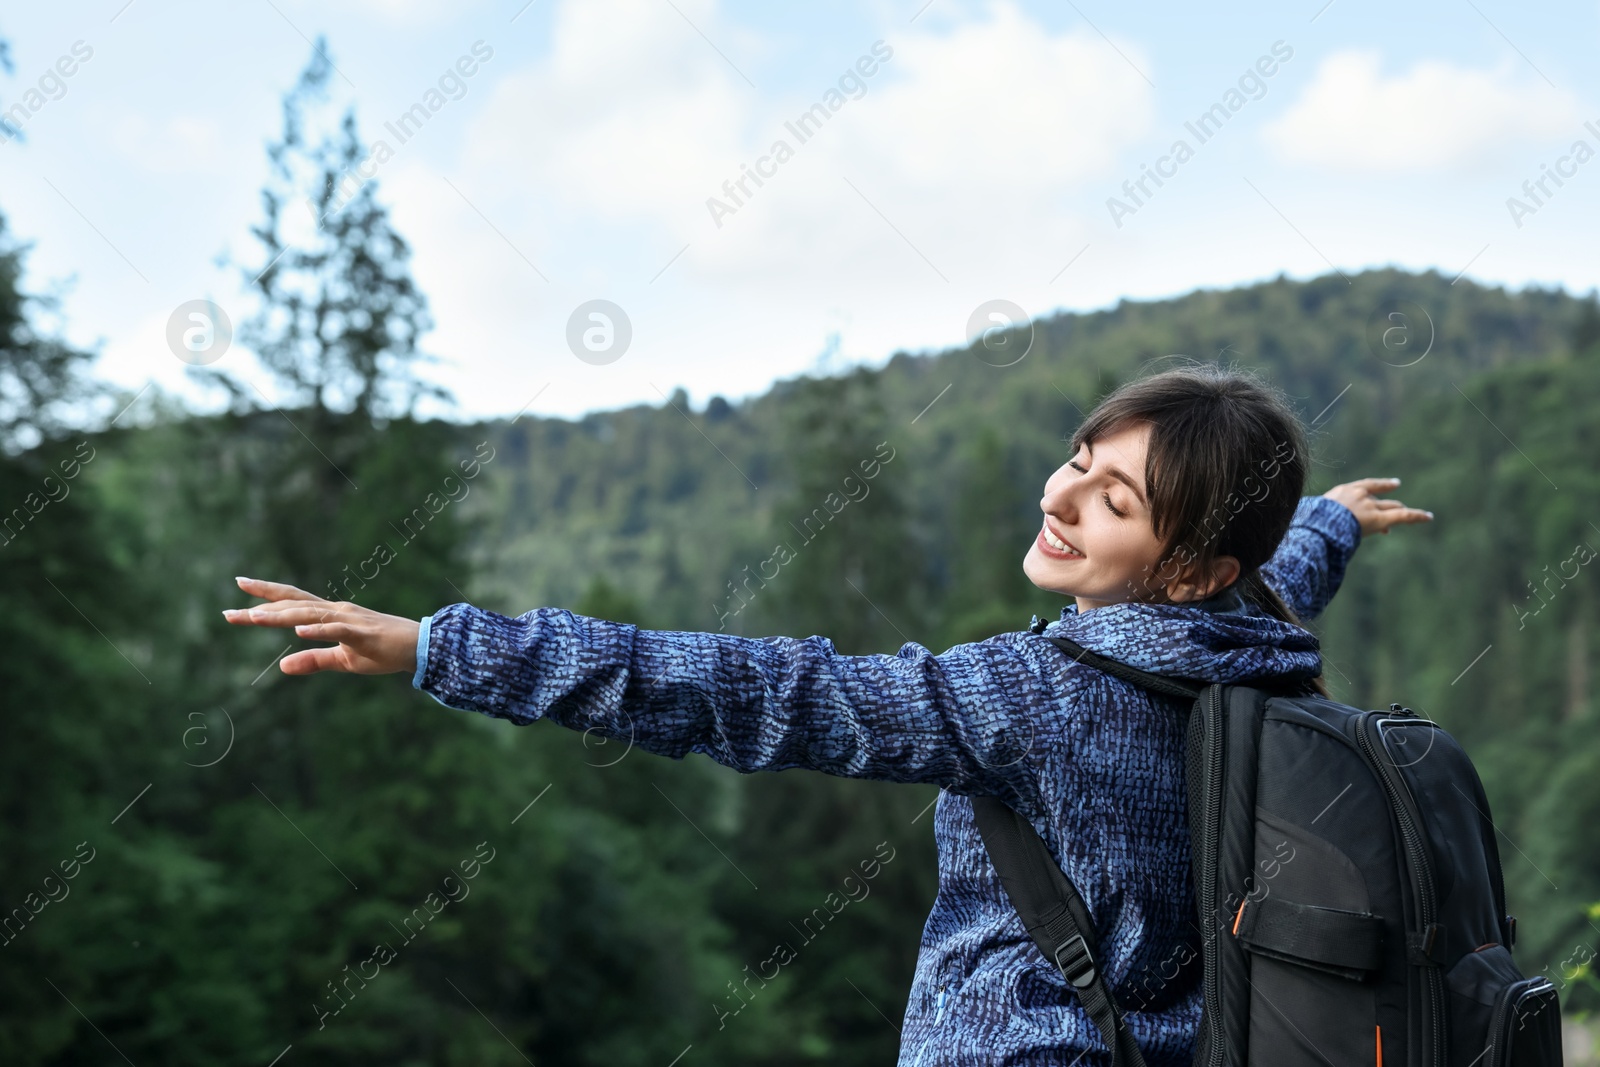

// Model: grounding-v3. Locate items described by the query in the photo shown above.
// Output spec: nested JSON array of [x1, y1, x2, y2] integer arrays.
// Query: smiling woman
[[223, 361, 1433, 1066], [1025, 368, 1323, 618]]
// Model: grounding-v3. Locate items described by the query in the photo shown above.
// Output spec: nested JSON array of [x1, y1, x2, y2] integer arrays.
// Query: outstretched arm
[[1259, 478, 1432, 621], [224, 578, 1064, 815]]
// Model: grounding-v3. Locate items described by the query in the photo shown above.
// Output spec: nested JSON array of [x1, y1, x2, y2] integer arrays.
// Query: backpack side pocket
[[1444, 944, 1561, 1067], [1239, 808, 1381, 1065]]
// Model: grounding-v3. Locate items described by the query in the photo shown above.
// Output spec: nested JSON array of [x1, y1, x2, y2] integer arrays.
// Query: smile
[[1037, 521, 1085, 560]]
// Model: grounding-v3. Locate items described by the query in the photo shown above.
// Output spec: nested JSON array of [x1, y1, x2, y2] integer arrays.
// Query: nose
[[1041, 472, 1079, 520]]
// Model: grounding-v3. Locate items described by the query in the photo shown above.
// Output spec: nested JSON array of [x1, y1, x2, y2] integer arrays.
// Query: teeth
[[1043, 526, 1083, 556]]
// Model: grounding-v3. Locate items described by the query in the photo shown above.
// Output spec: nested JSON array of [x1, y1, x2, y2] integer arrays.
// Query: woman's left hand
[[223, 577, 420, 676], [1322, 477, 1433, 537]]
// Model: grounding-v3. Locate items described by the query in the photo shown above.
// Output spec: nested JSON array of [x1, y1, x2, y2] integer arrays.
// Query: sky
[[1, 0, 1597, 425]]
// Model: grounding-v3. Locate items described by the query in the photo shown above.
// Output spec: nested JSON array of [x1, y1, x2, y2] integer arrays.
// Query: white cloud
[[842, 3, 1151, 192], [457, 0, 1151, 235], [1262, 51, 1583, 172], [459, 0, 757, 224], [381, 0, 1153, 417]]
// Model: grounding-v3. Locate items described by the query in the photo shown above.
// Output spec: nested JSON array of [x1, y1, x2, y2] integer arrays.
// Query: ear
[[1165, 554, 1241, 604]]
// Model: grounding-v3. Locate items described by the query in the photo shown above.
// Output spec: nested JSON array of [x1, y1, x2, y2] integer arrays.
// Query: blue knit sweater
[[413, 495, 1362, 1065]]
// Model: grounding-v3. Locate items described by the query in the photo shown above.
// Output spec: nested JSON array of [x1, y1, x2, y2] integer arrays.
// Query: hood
[[1043, 583, 1322, 686]]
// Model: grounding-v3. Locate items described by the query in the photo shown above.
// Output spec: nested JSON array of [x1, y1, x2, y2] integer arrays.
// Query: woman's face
[[1023, 422, 1234, 612]]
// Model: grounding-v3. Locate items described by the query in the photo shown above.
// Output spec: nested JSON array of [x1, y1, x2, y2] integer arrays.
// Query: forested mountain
[[7, 254, 1598, 1064], [467, 268, 1595, 654], [5, 29, 1599, 1065]]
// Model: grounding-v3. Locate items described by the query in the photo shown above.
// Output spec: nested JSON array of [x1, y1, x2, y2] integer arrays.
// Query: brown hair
[[1070, 361, 1328, 696]]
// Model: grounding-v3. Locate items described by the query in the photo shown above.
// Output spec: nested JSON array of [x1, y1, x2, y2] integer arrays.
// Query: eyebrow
[[1085, 442, 1147, 508]]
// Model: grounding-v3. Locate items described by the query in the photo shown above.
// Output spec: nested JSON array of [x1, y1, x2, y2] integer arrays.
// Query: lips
[[1038, 519, 1084, 559]]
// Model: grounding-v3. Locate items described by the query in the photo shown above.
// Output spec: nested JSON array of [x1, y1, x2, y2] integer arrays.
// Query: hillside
[[8, 266, 1597, 1064]]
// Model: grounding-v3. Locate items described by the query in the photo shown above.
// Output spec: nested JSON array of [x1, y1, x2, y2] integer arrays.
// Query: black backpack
[[972, 631, 1563, 1067]]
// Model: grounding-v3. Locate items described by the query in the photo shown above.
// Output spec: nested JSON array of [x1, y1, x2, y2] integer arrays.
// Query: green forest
[[4, 37, 1600, 1067]]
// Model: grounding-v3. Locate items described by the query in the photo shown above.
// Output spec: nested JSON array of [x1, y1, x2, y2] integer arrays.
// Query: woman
[[225, 363, 1431, 1064]]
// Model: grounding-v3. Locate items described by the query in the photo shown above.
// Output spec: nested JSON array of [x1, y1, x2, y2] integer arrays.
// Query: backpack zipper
[[1484, 979, 1515, 1066], [1356, 713, 1444, 1067], [1194, 684, 1226, 1067], [1484, 976, 1555, 1066]]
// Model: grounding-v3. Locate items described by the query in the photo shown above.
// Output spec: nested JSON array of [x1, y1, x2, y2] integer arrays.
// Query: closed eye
[[1075, 457, 1126, 515]]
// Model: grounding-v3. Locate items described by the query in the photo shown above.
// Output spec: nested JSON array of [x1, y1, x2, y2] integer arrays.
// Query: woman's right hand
[[1322, 477, 1433, 537]]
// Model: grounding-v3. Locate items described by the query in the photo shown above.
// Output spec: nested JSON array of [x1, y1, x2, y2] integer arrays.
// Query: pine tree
[[938, 425, 1041, 646], [201, 38, 448, 424], [0, 209, 102, 454], [746, 367, 924, 654]]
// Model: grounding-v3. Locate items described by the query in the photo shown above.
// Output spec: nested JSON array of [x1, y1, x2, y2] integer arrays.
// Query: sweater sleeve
[[1258, 495, 1362, 622], [414, 602, 1066, 812], [411, 613, 433, 688]]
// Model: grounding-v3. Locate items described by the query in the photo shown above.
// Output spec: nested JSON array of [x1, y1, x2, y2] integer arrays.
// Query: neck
[[1076, 583, 1182, 614]]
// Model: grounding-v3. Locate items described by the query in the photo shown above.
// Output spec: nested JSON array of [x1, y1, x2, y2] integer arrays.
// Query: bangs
[[1068, 362, 1308, 579]]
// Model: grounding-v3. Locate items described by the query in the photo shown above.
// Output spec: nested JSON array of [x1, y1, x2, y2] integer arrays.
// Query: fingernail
[[295, 624, 309, 634], [1425, 511, 1434, 518]]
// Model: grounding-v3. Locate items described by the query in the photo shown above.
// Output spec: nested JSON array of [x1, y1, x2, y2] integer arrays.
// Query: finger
[[1351, 477, 1402, 496], [235, 576, 328, 603], [280, 646, 348, 675], [223, 605, 304, 627], [293, 622, 358, 643], [1380, 507, 1434, 526], [226, 602, 347, 628], [1374, 498, 1406, 510]]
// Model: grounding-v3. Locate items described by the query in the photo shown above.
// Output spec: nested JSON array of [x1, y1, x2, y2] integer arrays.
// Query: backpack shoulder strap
[[971, 794, 1149, 1067], [1046, 634, 1207, 700]]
